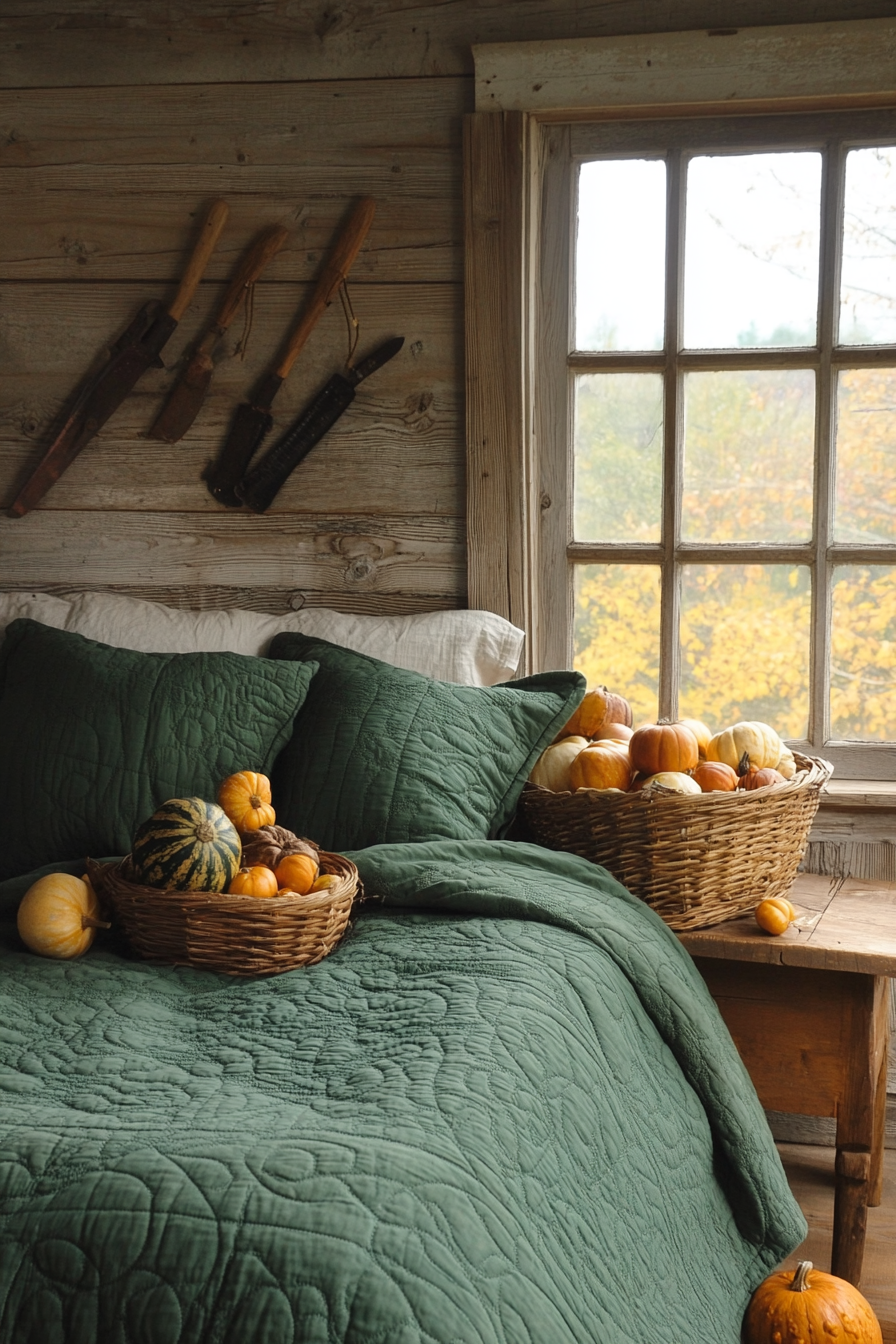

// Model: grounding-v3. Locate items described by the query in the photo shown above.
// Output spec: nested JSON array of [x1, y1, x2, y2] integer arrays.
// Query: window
[[465, 22, 896, 778]]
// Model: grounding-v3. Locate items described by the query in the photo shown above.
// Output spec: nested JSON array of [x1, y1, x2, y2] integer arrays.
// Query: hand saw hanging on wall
[[9, 198, 230, 518]]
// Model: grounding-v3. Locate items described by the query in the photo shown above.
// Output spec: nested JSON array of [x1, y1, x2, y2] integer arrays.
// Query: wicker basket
[[88, 851, 359, 976], [519, 752, 833, 930]]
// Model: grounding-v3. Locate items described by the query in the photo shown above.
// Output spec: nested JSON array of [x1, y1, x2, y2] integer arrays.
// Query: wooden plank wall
[[2, 0, 894, 615]]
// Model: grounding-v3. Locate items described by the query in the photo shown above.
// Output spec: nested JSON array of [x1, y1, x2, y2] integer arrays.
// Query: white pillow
[[62, 591, 524, 686], [0, 591, 72, 641]]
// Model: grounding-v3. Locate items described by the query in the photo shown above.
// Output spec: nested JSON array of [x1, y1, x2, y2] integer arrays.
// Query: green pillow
[[267, 631, 584, 849], [0, 620, 318, 881]]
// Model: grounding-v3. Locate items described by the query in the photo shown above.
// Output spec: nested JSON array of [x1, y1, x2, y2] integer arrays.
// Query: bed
[[0, 593, 806, 1344]]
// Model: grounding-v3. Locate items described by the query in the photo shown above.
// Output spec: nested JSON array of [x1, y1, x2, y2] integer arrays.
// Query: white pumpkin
[[706, 720, 783, 773], [639, 771, 702, 796], [529, 736, 588, 792]]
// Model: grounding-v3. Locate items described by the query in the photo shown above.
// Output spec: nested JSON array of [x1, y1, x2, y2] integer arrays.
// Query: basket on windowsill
[[87, 851, 359, 977], [519, 751, 833, 930]]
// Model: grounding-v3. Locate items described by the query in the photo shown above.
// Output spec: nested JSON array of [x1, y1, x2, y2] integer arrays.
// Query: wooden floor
[[778, 1142, 896, 1343]]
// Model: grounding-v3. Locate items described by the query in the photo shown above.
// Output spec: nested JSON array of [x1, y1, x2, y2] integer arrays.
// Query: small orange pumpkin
[[743, 1260, 882, 1344], [692, 760, 738, 793], [629, 721, 699, 776], [560, 685, 633, 739], [593, 721, 634, 744], [217, 771, 276, 833], [274, 852, 319, 895], [569, 741, 632, 792], [228, 865, 279, 898], [754, 896, 794, 936], [739, 767, 787, 791]]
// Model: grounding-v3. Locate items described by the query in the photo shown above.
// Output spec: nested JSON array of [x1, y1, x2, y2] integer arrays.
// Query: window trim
[[464, 20, 896, 777]]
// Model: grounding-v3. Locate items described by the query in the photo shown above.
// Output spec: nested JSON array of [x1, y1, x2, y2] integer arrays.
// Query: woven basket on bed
[[519, 751, 833, 930], [88, 851, 359, 976]]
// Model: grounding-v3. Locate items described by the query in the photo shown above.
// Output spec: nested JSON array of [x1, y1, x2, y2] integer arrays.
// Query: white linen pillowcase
[[0, 591, 72, 640], [57, 591, 524, 686]]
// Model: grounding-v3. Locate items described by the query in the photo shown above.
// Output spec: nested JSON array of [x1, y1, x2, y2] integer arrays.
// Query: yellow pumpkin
[[217, 771, 276, 833], [17, 873, 110, 960], [677, 717, 712, 759], [310, 874, 341, 892], [776, 744, 797, 779], [706, 721, 783, 773], [743, 1260, 882, 1344], [569, 741, 632, 792], [228, 865, 279, 898], [529, 736, 589, 792], [754, 896, 794, 936], [639, 771, 702, 796]]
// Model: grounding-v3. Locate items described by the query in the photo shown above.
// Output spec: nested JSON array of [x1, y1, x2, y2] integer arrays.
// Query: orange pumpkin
[[692, 760, 738, 793], [629, 722, 699, 776], [217, 771, 276, 833], [593, 722, 634, 744], [739, 767, 787, 791], [754, 896, 794, 936], [17, 873, 110, 960], [743, 1260, 882, 1344], [228, 865, 279, 898], [560, 685, 633, 739], [274, 852, 319, 895], [569, 742, 632, 792]]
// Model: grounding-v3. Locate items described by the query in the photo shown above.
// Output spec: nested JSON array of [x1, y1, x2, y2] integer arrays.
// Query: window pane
[[682, 370, 815, 543], [839, 146, 896, 346], [576, 159, 666, 351], [831, 566, 896, 741], [679, 564, 810, 737], [574, 373, 663, 542], [835, 368, 896, 543], [683, 152, 821, 349], [574, 565, 661, 724]]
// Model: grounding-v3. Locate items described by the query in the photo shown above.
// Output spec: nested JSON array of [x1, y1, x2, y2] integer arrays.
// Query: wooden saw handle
[[275, 196, 375, 381], [215, 223, 290, 331], [167, 198, 230, 323]]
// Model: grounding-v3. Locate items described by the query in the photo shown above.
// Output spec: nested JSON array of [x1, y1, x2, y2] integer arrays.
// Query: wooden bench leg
[[832, 1146, 871, 1283]]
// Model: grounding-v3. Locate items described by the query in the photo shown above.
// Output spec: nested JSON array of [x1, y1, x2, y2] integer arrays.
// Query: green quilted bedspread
[[0, 840, 805, 1344]]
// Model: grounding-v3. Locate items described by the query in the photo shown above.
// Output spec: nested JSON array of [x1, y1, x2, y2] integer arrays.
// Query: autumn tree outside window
[[465, 19, 896, 779]]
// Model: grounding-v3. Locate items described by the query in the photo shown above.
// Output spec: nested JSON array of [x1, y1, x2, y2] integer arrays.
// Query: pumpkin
[[274, 851, 319, 895], [743, 1260, 882, 1344], [131, 797, 241, 892], [217, 771, 276, 833], [776, 744, 797, 779], [228, 865, 279, 898], [17, 873, 110, 960], [560, 685, 633, 739], [629, 722, 699, 776], [593, 722, 634, 744], [706, 720, 783, 773], [739, 766, 787, 791], [692, 760, 738, 792], [754, 896, 794, 936], [569, 741, 632, 792], [678, 717, 712, 758], [529, 736, 588, 792], [311, 874, 341, 892], [639, 771, 702, 796]]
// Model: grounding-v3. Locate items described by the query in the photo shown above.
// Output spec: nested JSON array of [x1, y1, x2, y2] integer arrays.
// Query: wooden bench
[[678, 873, 896, 1286]]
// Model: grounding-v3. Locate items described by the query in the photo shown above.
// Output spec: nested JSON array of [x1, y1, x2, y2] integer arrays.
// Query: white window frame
[[464, 18, 896, 779]]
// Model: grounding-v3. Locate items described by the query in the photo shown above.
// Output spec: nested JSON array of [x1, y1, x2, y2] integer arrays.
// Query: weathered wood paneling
[[0, 282, 462, 515], [3, 1, 894, 86], [0, 81, 463, 283]]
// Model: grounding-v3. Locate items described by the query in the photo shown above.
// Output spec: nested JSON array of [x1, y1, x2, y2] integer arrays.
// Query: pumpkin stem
[[737, 749, 752, 777], [81, 915, 112, 931], [249, 794, 262, 809], [195, 821, 216, 843], [790, 1261, 813, 1292]]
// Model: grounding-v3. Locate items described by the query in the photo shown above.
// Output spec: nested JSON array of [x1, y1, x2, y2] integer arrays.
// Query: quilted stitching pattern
[[0, 842, 805, 1344], [0, 621, 317, 880], [268, 633, 585, 850]]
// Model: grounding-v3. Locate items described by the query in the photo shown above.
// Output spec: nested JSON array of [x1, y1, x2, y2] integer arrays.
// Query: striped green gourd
[[131, 797, 241, 892]]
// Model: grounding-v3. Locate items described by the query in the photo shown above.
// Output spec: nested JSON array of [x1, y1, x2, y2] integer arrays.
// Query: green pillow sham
[[267, 631, 585, 850], [0, 620, 318, 881]]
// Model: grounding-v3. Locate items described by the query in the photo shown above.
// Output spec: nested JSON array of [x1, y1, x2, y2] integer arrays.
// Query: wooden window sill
[[819, 780, 896, 811]]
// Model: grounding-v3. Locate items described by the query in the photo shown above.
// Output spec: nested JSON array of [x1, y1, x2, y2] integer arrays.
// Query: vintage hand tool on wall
[[9, 198, 230, 518], [148, 223, 289, 444], [236, 335, 404, 513], [204, 196, 376, 507]]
